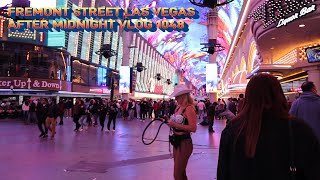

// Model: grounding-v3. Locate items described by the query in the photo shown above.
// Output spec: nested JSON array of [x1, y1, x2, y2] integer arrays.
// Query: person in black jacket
[[89, 99, 99, 126], [37, 98, 49, 138], [98, 100, 108, 131], [46, 98, 59, 138], [106, 101, 118, 132], [207, 102, 218, 133], [28, 100, 37, 124], [73, 99, 81, 131], [217, 74, 320, 180]]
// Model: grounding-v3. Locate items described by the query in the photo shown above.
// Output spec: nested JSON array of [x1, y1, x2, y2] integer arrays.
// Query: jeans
[[141, 111, 147, 120], [92, 114, 98, 125], [148, 109, 153, 119], [107, 115, 117, 130], [73, 114, 80, 130], [38, 118, 48, 135], [198, 110, 204, 121], [59, 113, 64, 124], [129, 109, 135, 120], [208, 117, 215, 131], [99, 115, 106, 129], [28, 112, 37, 123], [23, 111, 29, 123], [79, 115, 87, 127]]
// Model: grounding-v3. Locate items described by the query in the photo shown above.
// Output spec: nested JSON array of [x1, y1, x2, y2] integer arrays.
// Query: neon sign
[[249, 0, 317, 28], [277, 4, 316, 28]]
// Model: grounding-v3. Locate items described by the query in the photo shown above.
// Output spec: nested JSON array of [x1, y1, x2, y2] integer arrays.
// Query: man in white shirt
[[197, 100, 206, 121]]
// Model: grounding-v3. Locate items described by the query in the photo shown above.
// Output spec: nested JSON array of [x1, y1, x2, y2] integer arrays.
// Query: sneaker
[[79, 128, 83, 132], [42, 134, 48, 138], [39, 133, 45, 138], [112, 129, 115, 132], [105, 129, 110, 132]]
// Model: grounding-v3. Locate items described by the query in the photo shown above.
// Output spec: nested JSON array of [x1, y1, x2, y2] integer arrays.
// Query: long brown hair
[[233, 74, 289, 158]]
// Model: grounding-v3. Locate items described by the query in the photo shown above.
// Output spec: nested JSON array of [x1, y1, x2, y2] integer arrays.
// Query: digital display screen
[[97, 67, 107, 86], [1, 0, 244, 89], [119, 66, 131, 94], [306, 46, 320, 63], [136, 0, 244, 89], [206, 63, 218, 93]]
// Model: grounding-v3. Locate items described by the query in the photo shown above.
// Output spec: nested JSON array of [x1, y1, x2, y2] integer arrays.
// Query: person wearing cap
[[165, 84, 197, 180]]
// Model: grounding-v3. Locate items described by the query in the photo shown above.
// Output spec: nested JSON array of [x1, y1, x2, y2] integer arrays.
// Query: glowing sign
[[206, 63, 218, 93], [249, 0, 316, 28], [277, 4, 316, 28], [119, 66, 131, 94]]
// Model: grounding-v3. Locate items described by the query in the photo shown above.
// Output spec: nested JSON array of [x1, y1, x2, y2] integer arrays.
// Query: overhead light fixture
[[270, 47, 274, 50], [299, 24, 305, 28], [271, 37, 276, 40], [189, 0, 235, 9]]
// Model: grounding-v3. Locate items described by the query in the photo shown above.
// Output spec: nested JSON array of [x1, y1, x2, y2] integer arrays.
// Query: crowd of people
[[1, 73, 320, 180]]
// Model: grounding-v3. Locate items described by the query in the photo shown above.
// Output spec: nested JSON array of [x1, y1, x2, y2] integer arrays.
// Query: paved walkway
[[0, 117, 226, 180]]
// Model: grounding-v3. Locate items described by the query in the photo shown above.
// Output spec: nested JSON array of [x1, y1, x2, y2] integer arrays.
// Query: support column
[[207, 8, 218, 103], [306, 67, 320, 91], [121, 30, 131, 100]]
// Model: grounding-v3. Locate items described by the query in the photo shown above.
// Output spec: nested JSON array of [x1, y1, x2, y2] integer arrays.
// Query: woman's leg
[[173, 139, 193, 180]]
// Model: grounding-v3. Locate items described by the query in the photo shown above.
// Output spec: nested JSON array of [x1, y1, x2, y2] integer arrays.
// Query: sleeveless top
[[172, 106, 189, 133]]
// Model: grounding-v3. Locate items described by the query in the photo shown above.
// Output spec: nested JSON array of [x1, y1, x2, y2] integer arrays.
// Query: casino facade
[[0, 0, 176, 102], [219, 0, 320, 101]]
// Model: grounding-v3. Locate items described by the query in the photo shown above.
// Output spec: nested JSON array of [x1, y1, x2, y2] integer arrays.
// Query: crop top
[[172, 106, 189, 133]]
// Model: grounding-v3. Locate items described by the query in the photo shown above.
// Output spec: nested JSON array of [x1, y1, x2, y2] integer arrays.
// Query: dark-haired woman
[[217, 74, 320, 180]]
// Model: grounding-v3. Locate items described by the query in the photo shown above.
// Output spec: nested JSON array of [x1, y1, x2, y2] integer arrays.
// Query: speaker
[[136, 62, 143, 72], [203, 0, 217, 8], [102, 51, 112, 59], [156, 73, 161, 81], [208, 47, 215, 54], [101, 44, 111, 51]]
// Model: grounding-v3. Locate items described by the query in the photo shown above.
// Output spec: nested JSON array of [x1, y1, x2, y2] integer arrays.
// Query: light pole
[[207, 8, 218, 103]]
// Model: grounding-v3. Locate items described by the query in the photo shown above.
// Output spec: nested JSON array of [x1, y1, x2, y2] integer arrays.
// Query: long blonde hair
[[179, 93, 194, 106]]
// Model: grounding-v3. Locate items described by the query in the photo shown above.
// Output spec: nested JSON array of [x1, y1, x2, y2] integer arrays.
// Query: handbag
[[288, 119, 297, 180]]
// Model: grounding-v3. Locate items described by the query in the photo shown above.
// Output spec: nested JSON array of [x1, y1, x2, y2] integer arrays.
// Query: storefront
[[220, 0, 320, 98]]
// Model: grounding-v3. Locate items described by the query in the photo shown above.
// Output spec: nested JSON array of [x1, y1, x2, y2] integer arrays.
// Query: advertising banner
[[206, 63, 218, 93], [0, 77, 71, 91], [119, 66, 130, 94]]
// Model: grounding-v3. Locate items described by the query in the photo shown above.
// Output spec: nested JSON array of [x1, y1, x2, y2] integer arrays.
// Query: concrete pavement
[[0, 117, 226, 180]]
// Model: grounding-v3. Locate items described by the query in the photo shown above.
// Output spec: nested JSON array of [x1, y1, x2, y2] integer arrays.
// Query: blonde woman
[[165, 84, 197, 180]]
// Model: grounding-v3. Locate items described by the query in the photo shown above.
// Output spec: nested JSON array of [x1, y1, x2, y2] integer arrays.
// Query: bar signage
[[277, 4, 316, 28], [249, 0, 317, 28], [0, 77, 68, 91]]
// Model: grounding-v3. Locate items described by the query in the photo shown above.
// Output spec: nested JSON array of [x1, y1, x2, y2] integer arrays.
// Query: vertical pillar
[[207, 8, 218, 103], [306, 67, 320, 91], [121, 30, 131, 100]]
